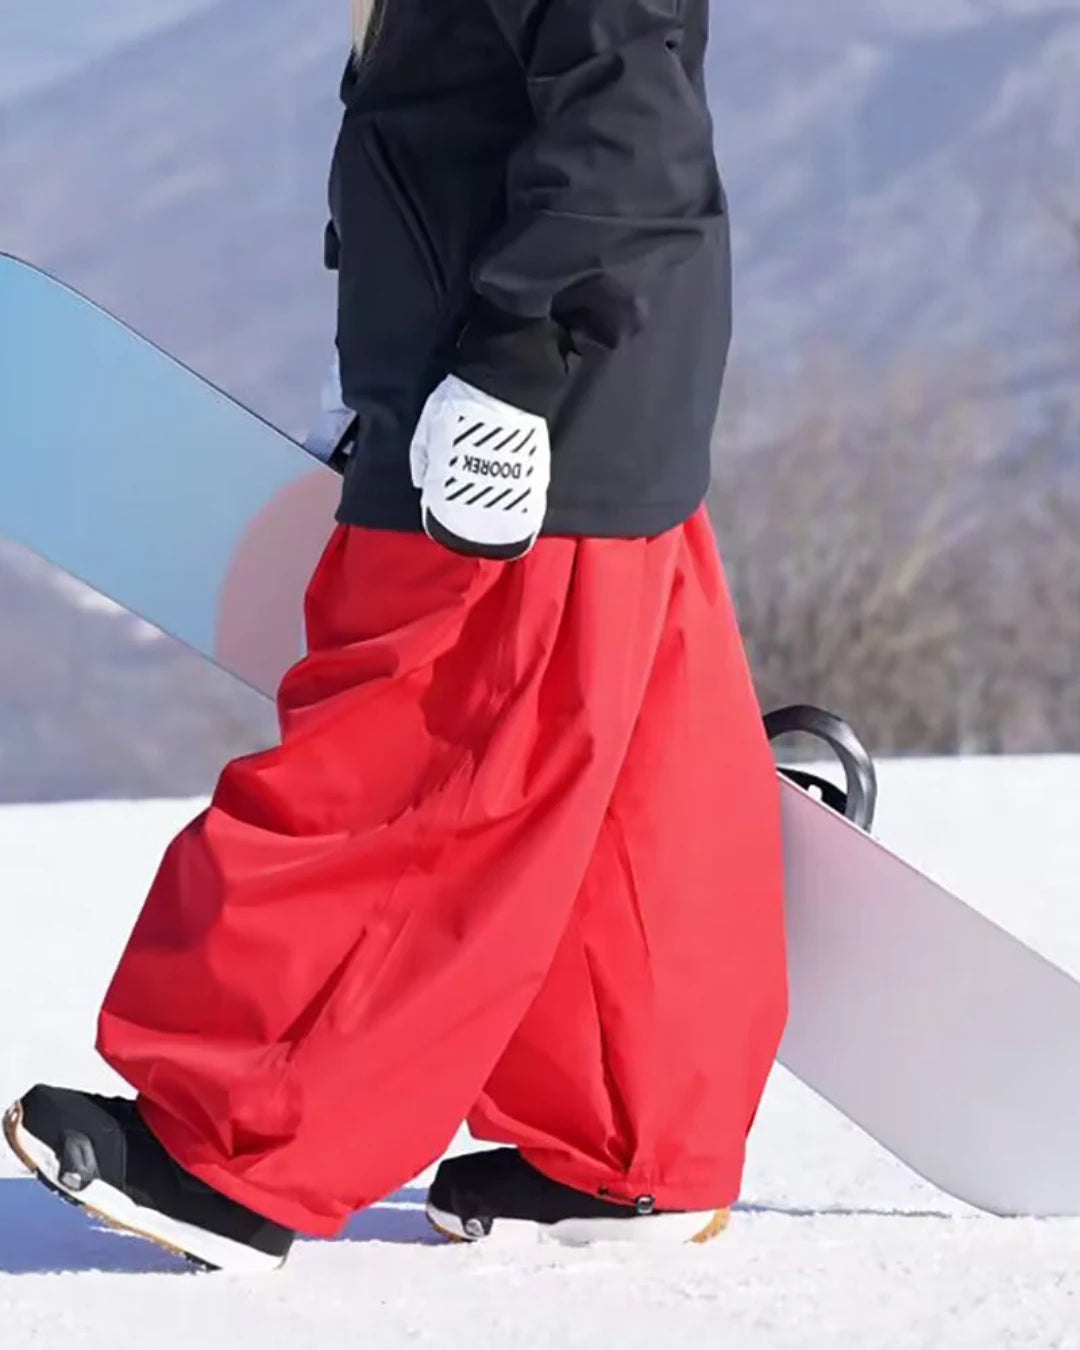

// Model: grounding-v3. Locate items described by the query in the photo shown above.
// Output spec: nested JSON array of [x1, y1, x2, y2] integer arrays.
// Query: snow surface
[[2, 757, 1080, 1347]]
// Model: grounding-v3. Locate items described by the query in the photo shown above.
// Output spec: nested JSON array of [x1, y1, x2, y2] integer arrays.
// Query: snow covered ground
[[2, 757, 1079, 1347]]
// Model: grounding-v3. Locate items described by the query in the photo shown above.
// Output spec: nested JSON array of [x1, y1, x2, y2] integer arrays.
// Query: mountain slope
[[0, 0, 1077, 796], [2, 0, 1077, 418], [709, 3, 1080, 374], [0, 542, 275, 803], [0, 0, 219, 105], [0, 0, 344, 438]]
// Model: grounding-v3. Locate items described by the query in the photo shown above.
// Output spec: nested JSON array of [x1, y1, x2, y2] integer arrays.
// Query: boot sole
[[426, 1202, 730, 1246], [3, 1101, 285, 1274]]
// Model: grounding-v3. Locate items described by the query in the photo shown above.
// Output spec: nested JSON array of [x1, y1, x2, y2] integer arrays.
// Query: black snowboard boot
[[426, 1149, 729, 1246], [3, 1086, 294, 1272]]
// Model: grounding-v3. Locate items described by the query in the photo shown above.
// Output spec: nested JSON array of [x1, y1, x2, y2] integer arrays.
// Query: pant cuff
[[137, 1097, 344, 1238], [519, 1146, 740, 1214]]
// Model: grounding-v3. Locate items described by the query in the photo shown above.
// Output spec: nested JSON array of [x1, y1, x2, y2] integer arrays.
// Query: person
[[3, 0, 787, 1272]]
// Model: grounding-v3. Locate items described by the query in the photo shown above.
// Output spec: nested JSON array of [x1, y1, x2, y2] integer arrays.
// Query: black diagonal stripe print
[[446, 482, 476, 501], [486, 488, 513, 509], [475, 425, 503, 447], [494, 429, 523, 453], [454, 421, 485, 446], [467, 485, 493, 506], [504, 489, 531, 511]]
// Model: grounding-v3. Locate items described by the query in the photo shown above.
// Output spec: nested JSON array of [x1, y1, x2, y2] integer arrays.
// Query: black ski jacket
[[328, 0, 730, 539]]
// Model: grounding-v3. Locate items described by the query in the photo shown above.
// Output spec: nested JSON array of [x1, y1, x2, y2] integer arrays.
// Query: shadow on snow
[[0, 1178, 437, 1275], [0, 1177, 957, 1274]]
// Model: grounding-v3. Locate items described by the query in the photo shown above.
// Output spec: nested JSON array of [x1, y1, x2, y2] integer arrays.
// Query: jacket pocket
[[363, 122, 448, 300], [329, 111, 452, 426]]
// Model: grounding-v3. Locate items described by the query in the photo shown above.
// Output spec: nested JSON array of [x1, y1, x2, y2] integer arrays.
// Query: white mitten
[[410, 375, 551, 560]]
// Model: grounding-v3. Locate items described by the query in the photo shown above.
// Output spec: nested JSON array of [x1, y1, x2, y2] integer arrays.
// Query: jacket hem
[[336, 485, 706, 541]]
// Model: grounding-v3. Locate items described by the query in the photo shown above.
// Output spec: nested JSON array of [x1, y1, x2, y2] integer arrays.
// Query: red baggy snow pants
[[97, 509, 787, 1236]]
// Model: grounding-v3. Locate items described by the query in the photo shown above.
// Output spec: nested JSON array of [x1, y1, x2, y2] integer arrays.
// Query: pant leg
[[97, 523, 687, 1236], [468, 509, 788, 1212]]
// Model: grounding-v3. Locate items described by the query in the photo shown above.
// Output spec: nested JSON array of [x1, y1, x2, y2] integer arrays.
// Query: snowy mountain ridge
[[1, 0, 1077, 410], [710, 3, 1080, 376], [0, 0, 1077, 798]]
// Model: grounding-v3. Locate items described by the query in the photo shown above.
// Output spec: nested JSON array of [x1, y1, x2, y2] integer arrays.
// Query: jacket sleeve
[[453, 0, 723, 417]]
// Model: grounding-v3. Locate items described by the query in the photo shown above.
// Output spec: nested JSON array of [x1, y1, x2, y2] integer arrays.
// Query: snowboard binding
[[764, 706, 878, 832]]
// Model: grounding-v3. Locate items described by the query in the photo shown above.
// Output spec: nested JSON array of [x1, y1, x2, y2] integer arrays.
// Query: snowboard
[[2, 252, 1078, 1218]]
